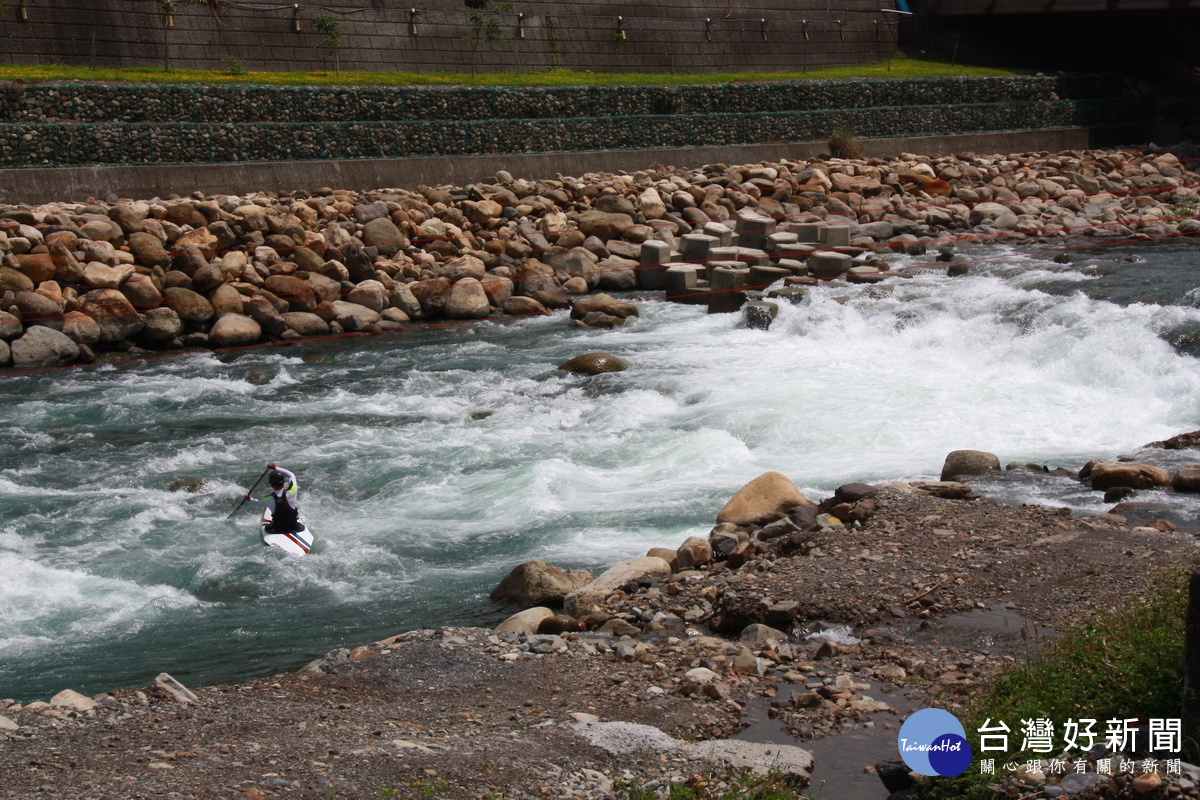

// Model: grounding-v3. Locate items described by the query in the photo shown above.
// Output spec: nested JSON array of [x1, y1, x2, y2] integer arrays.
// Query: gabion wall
[[0, 100, 1147, 168], [0, 75, 1117, 124]]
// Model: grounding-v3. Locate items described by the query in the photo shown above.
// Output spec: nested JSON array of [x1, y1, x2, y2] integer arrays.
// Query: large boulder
[[503, 296, 548, 317], [595, 256, 639, 291], [557, 352, 627, 375], [302, 272, 342, 304], [346, 280, 388, 313], [127, 231, 172, 270], [208, 313, 262, 348], [717, 472, 812, 526], [361, 217, 405, 257], [940, 449, 1001, 481], [120, 273, 163, 310], [82, 261, 134, 290], [62, 310, 101, 346], [490, 561, 594, 607], [314, 300, 379, 332], [264, 275, 317, 313], [432, 255, 486, 282], [0, 310, 22, 340], [14, 290, 64, 331], [410, 277, 452, 317], [1089, 462, 1171, 491], [245, 295, 288, 337], [1172, 465, 1200, 492], [282, 312, 330, 337], [564, 556, 672, 617], [479, 274, 513, 307], [210, 284, 246, 317], [141, 307, 183, 341], [444, 277, 491, 319], [544, 247, 599, 287], [569, 293, 639, 322], [0, 265, 35, 293], [676, 536, 713, 569], [162, 287, 214, 323], [10, 325, 79, 368], [496, 607, 556, 636], [571, 210, 634, 242], [16, 252, 57, 284], [75, 289, 144, 342]]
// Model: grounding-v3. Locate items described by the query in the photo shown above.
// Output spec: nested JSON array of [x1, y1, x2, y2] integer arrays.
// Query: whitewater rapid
[[2, 240, 1199, 702]]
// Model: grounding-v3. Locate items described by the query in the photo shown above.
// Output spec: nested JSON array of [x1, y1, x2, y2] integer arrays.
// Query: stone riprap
[[1, 145, 1198, 369]]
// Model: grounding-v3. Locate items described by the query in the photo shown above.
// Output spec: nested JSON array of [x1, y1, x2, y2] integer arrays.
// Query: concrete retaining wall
[[0, 0, 896, 75], [0, 127, 1139, 205]]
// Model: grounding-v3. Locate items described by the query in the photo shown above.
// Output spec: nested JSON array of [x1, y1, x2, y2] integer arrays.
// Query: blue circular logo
[[898, 709, 972, 777]]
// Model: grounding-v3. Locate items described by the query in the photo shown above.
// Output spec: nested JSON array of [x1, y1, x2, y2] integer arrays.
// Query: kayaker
[[244, 462, 303, 534]]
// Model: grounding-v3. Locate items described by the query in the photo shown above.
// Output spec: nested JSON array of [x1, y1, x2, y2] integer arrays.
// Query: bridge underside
[[905, 6, 1200, 81]]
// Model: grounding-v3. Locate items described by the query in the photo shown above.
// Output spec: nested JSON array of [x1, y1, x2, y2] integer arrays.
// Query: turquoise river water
[[3, 239, 1200, 703]]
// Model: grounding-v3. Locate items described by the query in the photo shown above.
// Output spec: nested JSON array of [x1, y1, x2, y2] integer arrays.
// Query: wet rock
[[676, 536, 713, 569], [444, 277, 491, 319], [1089, 462, 1171, 491], [490, 561, 594, 608], [557, 352, 627, 375], [1171, 465, 1200, 492], [10, 325, 79, 368], [496, 607, 555, 636], [208, 313, 262, 348], [717, 471, 812, 526], [940, 449, 1001, 481], [564, 557, 671, 617]]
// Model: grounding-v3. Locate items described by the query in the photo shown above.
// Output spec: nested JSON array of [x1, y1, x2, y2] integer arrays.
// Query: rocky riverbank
[[1, 144, 1199, 369], [3, 439, 1199, 800]]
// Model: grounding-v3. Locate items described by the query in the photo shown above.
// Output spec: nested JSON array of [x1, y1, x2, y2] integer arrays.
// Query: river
[[2, 238, 1199, 703]]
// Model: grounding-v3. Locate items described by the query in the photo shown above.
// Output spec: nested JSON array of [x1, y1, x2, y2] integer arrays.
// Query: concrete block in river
[[679, 233, 718, 264], [638, 240, 672, 290], [743, 301, 779, 330], [766, 232, 799, 254], [702, 221, 734, 247], [767, 286, 808, 305], [664, 263, 709, 305], [775, 258, 809, 276], [771, 243, 815, 264], [708, 261, 747, 283], [711, 266, 749, 292], [808, 251, 853, 279], [710, 246, 769, 268], [709, 266, 748, 313], [820, 225, 853, 248], [735, 210, 776, 250], [747, 265, 792, 289], [789, 222, 824, 243]]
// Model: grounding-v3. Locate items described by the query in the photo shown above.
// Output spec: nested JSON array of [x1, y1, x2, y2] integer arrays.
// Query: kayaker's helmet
[[269, 470, 287, 490]]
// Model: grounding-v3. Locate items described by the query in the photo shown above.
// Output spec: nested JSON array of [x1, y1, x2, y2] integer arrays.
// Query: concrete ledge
[[0, 126, 1144, 205]]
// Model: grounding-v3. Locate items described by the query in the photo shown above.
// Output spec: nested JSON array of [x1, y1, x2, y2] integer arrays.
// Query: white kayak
[[259, 508, 314, 556]]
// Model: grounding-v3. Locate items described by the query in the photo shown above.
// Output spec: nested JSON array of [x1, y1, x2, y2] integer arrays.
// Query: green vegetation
[[311, 13, 344, 74], [0, 54, 1018, 88], [463, 0, 516, 77], [619, 769, 814, 800], [919, 564, 1196, 800]]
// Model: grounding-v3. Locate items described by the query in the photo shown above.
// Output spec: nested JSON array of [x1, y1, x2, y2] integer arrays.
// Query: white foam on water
[[3, 243, 1200, 699], [0, 552, 201, 654]]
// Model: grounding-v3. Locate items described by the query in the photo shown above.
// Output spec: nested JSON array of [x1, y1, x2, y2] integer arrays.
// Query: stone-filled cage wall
[[0, 0, 899, 75]]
